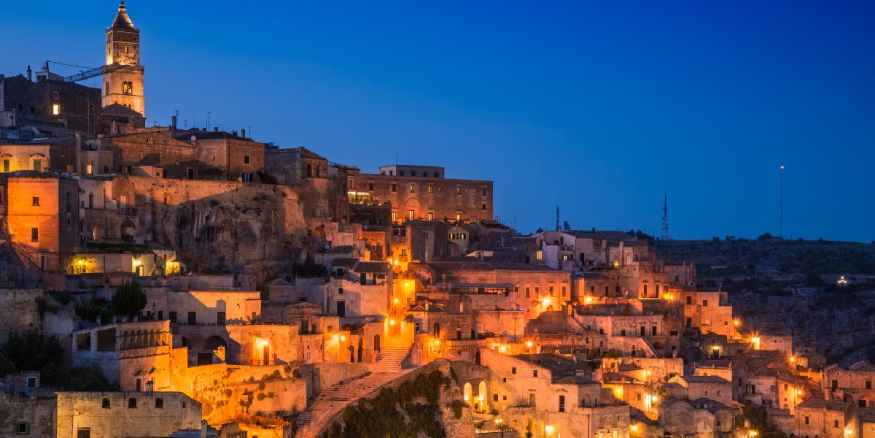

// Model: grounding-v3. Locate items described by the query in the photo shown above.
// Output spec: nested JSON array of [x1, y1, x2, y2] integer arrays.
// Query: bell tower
[[103, 1, 145, 117]]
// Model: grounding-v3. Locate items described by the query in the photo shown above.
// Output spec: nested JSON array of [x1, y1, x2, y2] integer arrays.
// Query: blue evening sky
[[4, 1, 874, 241]]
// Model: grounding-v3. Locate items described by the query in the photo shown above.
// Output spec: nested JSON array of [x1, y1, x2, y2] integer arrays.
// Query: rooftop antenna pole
[[779, 164, 785, 238], [206, 112, 211, 130], [661, 193, 670, 240], [555, 205, 560, 231]]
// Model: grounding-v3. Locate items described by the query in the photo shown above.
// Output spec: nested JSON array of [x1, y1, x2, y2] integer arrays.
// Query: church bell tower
[[103, 1, 145, 117]]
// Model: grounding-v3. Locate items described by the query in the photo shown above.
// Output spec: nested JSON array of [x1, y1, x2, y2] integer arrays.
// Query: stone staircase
[[372, 345, 409, 373], [294, 343, 415, 437]]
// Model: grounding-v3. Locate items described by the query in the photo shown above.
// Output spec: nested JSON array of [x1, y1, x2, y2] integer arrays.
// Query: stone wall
[[56, 391, 202, 437], [0, 288, 44, 342], [108, 176, 308, 280]]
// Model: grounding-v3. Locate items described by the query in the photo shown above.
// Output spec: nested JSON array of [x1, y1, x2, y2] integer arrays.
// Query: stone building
[[823, 361, 875, 408], [103, 1, 145, 117], [190, 130, 265, 181], [0, 70, 102, 135], [346, 164, 493, 224], [410, 260, 572, 318], [5, 173, 80, 271], [55, 391, 202, 438], [681, 290, 736, 338], [0, 143, 51, 173]]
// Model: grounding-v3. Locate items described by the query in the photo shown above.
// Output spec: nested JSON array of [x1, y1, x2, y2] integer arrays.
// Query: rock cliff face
[[115, 177, 310, 280]]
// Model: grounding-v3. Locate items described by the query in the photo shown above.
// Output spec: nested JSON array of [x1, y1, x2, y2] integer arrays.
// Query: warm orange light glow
[[733, 318, 742, 327], [255, 337, 269, 349], [545, 425, 556, 436], [525, 340, 534, 349], [393, 297, 400, 305], [541, 297, 552, 308], [662, 292, 675, 301], [630, 424, 639, 433], [388, 318, 397, 326], [583, 295, 593, 305], [498, 344, 508, 353], [751, 335, 761, 350]]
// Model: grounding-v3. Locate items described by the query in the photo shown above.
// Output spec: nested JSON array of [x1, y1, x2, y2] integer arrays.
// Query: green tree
[[112, 282, 147, 320]]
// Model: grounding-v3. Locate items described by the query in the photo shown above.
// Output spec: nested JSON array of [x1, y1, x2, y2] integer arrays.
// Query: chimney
[[26, 65, 32, 82], [170, 114, 177, 131], [240, 128, 246, 139]]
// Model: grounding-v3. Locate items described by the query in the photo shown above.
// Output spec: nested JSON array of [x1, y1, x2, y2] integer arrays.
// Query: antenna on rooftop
[[555, 205, 560, 231], [779, 163, 785, 238], [661, 193, 670, 240]]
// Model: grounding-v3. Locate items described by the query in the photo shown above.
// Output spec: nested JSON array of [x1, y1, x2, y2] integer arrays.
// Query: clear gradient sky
[[4, 1, 874, 241]]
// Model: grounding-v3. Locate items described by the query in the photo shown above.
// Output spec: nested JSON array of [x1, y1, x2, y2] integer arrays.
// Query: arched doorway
[[463, 382, 473, 403]]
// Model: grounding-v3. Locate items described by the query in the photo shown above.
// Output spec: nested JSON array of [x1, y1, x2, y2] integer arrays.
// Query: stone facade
[[6, 174, 80, 271], [103, 2, 145, 116], [56, 391, 202, 438], [347, 165, 493, 224]]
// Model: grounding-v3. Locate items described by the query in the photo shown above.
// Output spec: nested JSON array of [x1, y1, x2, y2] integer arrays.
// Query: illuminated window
[[407, 210, 414, 220], [427, 184, 433, 193], [535, 250, 543, 261], [86, 162, 94, 175], [51, 103, 61, 116], [32, 196, 40, 207], [122, 81, 133, 95], [2, 160, 9, 172], [456, 185, 462, 194], [391, 210, 397, 222], [426, 211, 434, 221], [409, 183, 415, 193], [455, 211, 462, 222]]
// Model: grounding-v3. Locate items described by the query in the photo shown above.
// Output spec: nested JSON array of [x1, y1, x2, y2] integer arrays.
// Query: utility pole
[[779, 164, 785, 238], [555, 206, 560, 231]]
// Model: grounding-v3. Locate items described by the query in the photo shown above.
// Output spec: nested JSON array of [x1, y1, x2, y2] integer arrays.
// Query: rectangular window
[[187, 312, 197, 325], [407, 210, 415, 220], [511, 367, 517, 374], [409, 183, 415, 193], [52, 103, 61, 115], [243, 155, 251, 165], [368, 182, 374, 191], [2, 160, 9, 172], [559, 395, 565, 412], [77, 429, 91, 438], [455, 211, 462, 222], [456, 185, 462, 194], [155, 398, 164, 408], [703, 299, 709, 307], [122, 81, 133, 95], [128, 398, 137, 409], [169, 311, 177, 322], [101, 398, 110, 409], [217, 312, 226, 325], [391, 183, 397, 192], [533, 369, 538, 377], [16, 423, 30, 434], [32, 196, 40, 206], [31, 227, 39, 242], [427, 184, 433, 193], [427, 211, 434, 221]]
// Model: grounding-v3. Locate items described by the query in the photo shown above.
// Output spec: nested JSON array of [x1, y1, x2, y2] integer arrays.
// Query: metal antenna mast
[[779, 164, 785, 238], [661, 193, 670, 240]]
